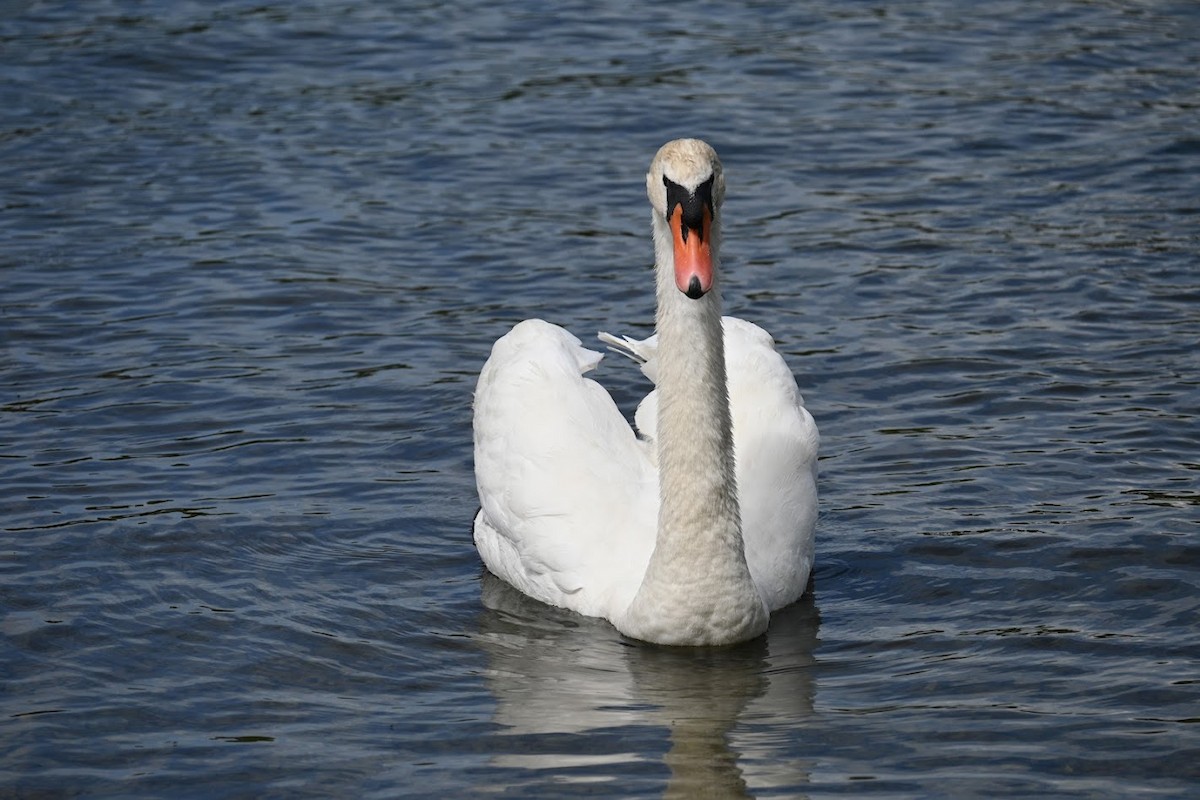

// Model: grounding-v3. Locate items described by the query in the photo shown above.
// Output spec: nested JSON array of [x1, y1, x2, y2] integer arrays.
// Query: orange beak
[[670, 204, 713, 299]]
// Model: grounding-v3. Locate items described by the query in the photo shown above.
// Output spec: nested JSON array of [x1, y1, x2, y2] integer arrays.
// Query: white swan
[[472, 139, 819, 646]]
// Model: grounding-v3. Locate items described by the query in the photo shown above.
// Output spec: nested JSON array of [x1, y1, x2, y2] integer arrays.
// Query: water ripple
[[2, 0, 1198, 796]]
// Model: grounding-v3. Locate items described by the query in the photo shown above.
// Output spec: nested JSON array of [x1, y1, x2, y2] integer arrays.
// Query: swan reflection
[[476, 573, 820, 797]]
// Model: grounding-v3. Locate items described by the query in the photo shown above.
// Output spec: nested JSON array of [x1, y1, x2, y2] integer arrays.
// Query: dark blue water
[[3, 1, 1198, 797]]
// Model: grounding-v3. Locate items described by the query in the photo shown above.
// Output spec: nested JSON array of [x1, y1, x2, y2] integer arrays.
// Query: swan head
[[646, 139, 726, 300]]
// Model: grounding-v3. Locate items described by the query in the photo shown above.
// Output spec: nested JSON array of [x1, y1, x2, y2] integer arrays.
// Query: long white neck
[[617, 211, 768, 646]]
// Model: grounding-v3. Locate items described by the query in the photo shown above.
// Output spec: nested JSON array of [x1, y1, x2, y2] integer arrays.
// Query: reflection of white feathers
[[477, 574, 819, 795], [473, 139, 818, 645]]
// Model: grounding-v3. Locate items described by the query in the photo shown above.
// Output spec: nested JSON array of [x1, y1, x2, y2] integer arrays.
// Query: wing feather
[[473, 320, 657, 618]]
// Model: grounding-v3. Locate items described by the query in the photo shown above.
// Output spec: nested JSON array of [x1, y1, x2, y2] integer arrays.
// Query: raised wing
[[472, 320, 657, 619]]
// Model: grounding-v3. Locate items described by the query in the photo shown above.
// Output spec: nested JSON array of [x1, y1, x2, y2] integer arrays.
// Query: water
[[2, 0, 1197, 796]]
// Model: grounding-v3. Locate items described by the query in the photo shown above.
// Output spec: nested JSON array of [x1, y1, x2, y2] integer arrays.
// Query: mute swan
[[472, 139, 819, 646]]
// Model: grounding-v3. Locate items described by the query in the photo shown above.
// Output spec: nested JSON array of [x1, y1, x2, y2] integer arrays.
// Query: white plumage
[[473, 139, 818, 645]]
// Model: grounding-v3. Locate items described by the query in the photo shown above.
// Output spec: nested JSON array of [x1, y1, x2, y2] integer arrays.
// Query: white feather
[[473, 139, 819, 645]]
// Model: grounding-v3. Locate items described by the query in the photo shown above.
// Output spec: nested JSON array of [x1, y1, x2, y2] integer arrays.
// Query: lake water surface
[[2, 1, 1198, 797]]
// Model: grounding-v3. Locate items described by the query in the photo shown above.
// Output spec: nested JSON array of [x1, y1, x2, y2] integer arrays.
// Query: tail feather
[[597, 331, 646, 363], [597, 331, 659, 383]]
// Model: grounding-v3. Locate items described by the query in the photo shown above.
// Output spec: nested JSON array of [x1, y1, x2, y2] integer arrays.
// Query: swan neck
[[616, 211, 767, 645], [653, 261, 739, 547]]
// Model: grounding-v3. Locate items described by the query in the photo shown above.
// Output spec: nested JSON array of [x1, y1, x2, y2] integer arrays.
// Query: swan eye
[[663, 175, 715, 242]]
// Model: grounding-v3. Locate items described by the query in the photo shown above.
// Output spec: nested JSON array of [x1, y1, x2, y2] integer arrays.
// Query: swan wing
[[601, 317, 819, 611], [722, 317, 819, 610], [473, 319, 657, 620]]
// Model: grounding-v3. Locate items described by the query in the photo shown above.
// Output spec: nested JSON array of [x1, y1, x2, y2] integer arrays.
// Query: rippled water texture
[[2, 1, 1198, 797]]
